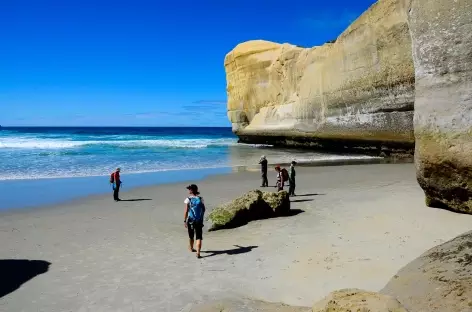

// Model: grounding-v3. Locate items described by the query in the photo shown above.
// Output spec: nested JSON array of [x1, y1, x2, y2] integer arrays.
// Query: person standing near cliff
[[110, 167, 122, 201], [259, 155, 268, 187], [289, 161, 297, 196]]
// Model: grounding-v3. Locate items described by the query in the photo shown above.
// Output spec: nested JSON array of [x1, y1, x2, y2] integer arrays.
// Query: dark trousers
[[187, 222, 203, 240], [261, 172, 268, 187], [277, 181, 284, 191], [289, 179, 296, 195], [113, 183, 121, 200]]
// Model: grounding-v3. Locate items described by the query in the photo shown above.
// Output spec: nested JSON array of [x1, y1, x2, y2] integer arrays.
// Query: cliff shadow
[[0, 259, 51, 298]]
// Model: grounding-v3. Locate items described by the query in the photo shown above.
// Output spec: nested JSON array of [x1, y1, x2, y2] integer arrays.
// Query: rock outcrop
[[206, 190, 290, 231], [188, 298, 310, 312], [312, 289, 408, 312], [381, 230, 472, 312], [406, 0, 472, 214], [224, 0, 415, 156], [187, 290, 407, 312]]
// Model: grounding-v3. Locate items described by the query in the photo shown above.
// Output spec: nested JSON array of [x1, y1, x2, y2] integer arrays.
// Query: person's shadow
[[201, 245, 258, 258], [0, 259, 51, 298]]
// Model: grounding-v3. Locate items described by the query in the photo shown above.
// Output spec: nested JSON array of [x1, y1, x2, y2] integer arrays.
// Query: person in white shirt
[[184, 184, 206, 258]]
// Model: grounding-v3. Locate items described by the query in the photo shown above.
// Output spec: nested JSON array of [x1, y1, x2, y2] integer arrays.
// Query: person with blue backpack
[[184, 184, 206, 258]]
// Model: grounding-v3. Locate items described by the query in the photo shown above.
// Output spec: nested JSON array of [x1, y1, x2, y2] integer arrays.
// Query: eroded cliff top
[[224, 0, 408, 66]]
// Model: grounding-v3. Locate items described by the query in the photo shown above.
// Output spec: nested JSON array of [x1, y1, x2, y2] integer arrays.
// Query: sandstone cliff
[[224, 0, 415, 155], [407, 0, 472, 214]]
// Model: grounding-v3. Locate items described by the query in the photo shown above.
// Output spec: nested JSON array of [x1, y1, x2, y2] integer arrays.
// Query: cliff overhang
[[224, 0, 415, 156]]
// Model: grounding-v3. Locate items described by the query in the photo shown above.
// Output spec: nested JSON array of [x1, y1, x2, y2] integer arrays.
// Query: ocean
[[0, 127, 376, 181], [0, 127, 378, 210]]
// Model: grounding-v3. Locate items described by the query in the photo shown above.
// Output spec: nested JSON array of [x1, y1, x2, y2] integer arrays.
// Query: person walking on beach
[[110, 167, 122, 201], [275, 166, 284, 191], [259, 155, 268, 187], [184, 184, 206, 259], [289, 161, 297, 196]]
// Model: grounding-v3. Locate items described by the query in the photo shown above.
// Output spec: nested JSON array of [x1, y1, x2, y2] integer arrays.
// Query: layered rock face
[[224, 0, 415, 155], [189, 290, 408, 312], [188, 298, 310, 312], [312, 289, 407, 312], [381, 230, 472, 311], [407, 0, 472, 213]]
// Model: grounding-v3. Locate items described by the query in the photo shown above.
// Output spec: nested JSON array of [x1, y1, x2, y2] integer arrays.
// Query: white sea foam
[[0, 164, 231, 181], [0, 133, 381, 182], [0, 154, 381, 181], [0, 138, 84, 149], [0, 137, 239, 149]]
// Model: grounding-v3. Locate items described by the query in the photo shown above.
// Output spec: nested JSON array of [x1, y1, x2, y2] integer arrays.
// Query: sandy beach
[[1, 163, 471, 311]]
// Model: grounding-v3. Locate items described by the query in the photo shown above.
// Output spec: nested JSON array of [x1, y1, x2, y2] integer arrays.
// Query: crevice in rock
[[370, 103, 414, 113]]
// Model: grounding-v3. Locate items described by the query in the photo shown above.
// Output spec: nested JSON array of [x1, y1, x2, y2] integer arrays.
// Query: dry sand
[[1, 163, 471, 312]]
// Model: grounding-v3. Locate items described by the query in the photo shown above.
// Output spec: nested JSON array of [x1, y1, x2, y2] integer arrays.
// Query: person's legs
[[195, 224, 203, 258], [187, 225, 195, 252], [196, 240, 202, 257], [113, 184, 120, 201], [261, 172, 268, 187], [289, 180, 295, 195]]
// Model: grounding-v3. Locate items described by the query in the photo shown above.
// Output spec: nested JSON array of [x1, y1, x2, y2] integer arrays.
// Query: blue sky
[[0, 0, 376, 127]]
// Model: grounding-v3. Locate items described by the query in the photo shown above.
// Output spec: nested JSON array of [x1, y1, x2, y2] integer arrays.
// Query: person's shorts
[[187, 222, 203, 240]]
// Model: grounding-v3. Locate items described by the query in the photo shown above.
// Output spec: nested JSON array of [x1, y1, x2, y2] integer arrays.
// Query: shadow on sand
[[291, 199, 314, 203], [201, 245, 258, 258], [295, 193, 325, 197], [0, 259, 51, 298], [281, 209, 305, 217], [120, 199, 153, 202]]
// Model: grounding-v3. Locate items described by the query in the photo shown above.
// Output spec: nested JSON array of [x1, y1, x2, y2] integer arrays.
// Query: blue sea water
[[0, 127, 237, 180], [0, 127, 376, 181]]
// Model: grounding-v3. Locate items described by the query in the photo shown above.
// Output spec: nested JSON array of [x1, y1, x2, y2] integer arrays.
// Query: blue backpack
[[188, 196, 205, 224]]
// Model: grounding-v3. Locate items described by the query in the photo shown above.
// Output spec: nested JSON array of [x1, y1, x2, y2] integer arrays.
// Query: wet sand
[[1, 163, 471, 311]]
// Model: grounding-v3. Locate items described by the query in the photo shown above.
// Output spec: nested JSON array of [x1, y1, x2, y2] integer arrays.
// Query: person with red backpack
[[184, 184, 206, 258], [274, 166, 287, 191], [275, 165, 289, 191], [110, 168, 122, 201]]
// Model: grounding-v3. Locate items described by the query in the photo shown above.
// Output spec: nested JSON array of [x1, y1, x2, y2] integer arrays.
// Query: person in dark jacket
[[289, 161, 297, 196], [110, 167, 122, 201], [259, 155, 268, 187]]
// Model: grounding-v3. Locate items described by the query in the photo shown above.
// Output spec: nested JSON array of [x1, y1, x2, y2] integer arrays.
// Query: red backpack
[[110, 172, 115, 183]]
